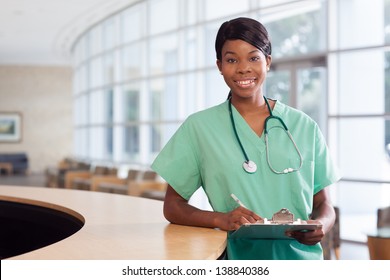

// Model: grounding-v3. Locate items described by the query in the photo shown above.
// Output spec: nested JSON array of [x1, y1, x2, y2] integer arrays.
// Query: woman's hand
[[287, 220, 325, 245], [288, 187, 336, 245], [216, 206, 262, 231]]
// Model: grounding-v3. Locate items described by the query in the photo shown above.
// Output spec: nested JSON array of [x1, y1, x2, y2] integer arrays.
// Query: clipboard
[[229, 208, 322, 239]]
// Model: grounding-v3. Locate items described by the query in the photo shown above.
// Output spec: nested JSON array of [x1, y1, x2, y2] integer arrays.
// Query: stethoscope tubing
[[228, 95, 303, 174]]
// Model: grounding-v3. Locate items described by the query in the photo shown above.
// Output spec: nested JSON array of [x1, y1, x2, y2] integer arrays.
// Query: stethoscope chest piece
[[243, 160, 257, 173]]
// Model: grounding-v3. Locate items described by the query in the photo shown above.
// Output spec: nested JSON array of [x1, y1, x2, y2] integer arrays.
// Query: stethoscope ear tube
[[264, 115, 288, 133]]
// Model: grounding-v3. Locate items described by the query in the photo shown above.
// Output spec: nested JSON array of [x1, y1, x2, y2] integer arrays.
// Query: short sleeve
[[151, 119, 202, 200], [313, 124, 341, 194]]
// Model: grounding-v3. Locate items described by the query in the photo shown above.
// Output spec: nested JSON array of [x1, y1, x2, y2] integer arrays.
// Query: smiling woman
[[151, 17, 340, 260]]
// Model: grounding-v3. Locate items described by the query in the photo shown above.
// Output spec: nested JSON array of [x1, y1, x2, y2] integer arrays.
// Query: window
[[149, 0, 179, 35], [262, 0, 327, 58]]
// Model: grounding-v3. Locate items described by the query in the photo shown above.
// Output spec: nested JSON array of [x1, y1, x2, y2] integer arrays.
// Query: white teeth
[[236, 80, 254, 85]]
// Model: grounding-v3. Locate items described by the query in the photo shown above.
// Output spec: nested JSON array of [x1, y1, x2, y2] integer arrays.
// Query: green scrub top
[[152, 100, 341, 260]]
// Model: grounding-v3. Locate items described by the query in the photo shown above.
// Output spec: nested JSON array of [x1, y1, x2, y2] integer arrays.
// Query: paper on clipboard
[[229, 208, 322, 239]]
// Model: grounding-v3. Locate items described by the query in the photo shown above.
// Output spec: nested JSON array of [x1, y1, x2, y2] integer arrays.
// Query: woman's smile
[[235, 78, 256, 88]]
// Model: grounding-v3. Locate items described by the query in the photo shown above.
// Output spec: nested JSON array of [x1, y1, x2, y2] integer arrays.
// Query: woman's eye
[[250, 56, 260, 62], [227, 58, 237, 63]]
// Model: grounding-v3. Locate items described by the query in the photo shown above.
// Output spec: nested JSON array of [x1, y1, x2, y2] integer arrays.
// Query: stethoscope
[[228, 96, 303, 174]]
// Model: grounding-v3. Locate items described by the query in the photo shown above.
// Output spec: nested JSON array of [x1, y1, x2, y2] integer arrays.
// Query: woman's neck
[[231, 94, 268, 117]]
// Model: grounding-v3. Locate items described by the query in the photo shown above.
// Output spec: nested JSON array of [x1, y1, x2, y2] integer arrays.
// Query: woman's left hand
[[286, 220, 324, 245]]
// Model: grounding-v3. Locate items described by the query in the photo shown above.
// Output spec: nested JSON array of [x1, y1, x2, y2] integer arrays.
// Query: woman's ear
[[266, 55, 272, 71], [216, 59, 222, 73]]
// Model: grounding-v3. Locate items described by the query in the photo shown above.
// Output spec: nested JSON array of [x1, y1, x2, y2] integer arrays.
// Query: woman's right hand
[[164, 185, 262, 231], [216, 206, 262, 231]]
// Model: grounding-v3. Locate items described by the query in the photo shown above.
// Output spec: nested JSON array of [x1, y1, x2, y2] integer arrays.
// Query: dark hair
[[215, 17, 272, 60]]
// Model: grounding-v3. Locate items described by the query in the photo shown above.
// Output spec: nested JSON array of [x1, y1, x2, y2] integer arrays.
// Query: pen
[[231, 193, 247, 208]]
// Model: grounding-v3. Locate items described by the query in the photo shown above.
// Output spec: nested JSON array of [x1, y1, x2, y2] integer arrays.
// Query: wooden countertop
[[0, 186, 227, 260]]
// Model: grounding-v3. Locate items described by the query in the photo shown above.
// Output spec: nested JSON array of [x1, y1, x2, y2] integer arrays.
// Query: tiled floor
[[0, 173, 371, 260]]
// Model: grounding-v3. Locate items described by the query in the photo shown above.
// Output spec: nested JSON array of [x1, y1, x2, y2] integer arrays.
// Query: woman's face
[[217, 39, 271, 99]]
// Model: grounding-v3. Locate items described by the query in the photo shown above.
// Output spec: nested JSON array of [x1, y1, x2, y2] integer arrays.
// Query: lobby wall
[[0, 65, 73, 173]]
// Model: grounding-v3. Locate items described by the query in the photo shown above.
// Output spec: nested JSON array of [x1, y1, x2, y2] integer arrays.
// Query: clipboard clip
[[271, 208, 294, 224]]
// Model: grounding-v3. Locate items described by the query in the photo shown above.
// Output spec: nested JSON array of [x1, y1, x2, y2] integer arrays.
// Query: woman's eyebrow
[[223, 50, 236, 56], [223, 49, 261, 57]]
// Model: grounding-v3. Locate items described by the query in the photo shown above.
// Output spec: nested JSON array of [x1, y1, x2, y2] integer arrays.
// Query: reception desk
[[0, 186, 226, 260]]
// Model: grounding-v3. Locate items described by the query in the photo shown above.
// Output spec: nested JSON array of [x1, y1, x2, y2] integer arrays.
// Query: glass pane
[[74, 95, 88, 125], [150, 79, 162, 121], [105, 126, 113, 160], [330, 118, 390, 182], [89, 126, 104, 159], [151, 124, 162, 154], [386, 52, 390, 113], [386, 0, 390, 43], [78, 64, 88, 93], [103, 53, 115, 85], [74, 128, 88, 158], [265, 70, 290, 104], [297, 66, 327, 131], [122, 42, 145, 80], [121, 3, 146, 43], [204, 69, 229, 108], [205, 0, 249, 20], [87, 125, 112, 160], [150, 123, 180, 156], [150, 0, 179, 35], [262, 0, 326, 58], [386, 119, 390, 158], [184, 73, 198, 116], [122, 83, 140, 122], [386, 52, 390, 157], [184, 28, 197, 71], [150, 76, 179, 121], [204, 22, 220, 67], [103, 17, 118, 51], [124, 125, 140, 161], [338, 0, 384, 49], [165, 76, 179, 120], [149, 34, 178, 76], [89, 57, 103, 88], [164, 76, 178, 120], [89, 90, 104, 124], [338, 50, 386, 115], [105, 88, 114, 123], [185, 0, 197, 25]]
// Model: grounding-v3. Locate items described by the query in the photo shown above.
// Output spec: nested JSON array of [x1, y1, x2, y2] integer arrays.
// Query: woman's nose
[[237, 61, 251, 73]]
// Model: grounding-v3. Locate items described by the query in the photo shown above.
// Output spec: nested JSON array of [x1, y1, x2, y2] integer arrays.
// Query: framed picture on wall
[[0, 112, 22, 142]]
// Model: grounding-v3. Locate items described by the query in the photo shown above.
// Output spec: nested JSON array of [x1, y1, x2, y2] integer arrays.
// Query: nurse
[[151, 17, 340, 260]]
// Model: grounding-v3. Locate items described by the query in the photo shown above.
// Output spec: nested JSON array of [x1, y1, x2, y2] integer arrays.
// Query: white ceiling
[[0, 0, 137, 66]]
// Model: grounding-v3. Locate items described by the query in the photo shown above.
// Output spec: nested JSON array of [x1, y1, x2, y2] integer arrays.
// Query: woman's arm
[[310, 186, 336, 234], [289, 186, 335, 245], [163, 185, 261, 231]]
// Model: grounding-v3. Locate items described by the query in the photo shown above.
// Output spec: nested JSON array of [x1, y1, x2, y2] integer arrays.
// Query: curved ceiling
[[0, 0, 137, 66]]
